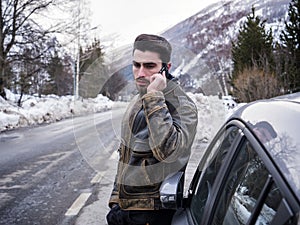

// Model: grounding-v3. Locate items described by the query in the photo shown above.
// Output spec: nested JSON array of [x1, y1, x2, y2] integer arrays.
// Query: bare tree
[[233, 67, 281, 102], [0, 0, 92, 99]]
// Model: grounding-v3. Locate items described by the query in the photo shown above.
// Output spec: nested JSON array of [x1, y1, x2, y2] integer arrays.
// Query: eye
[[133, 61, 141, 68], [144, 63, 156, 69]]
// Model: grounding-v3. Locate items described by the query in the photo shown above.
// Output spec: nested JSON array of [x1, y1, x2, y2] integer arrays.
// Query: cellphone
[[158, 63, 172, 79]]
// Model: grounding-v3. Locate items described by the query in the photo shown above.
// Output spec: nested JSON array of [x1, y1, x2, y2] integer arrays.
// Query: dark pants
[[106, 205, 175, 225]]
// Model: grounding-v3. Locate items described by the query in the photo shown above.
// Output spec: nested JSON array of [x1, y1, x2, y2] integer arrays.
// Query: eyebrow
[[132, 61, 158, 68], [132, 61, 157, 65]]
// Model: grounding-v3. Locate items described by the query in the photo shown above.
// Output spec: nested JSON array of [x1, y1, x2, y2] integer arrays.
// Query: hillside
[[96, 0, 290, 99], [162, 0, 290, 95]]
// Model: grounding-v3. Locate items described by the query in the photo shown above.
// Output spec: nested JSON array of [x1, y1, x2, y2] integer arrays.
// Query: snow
[[0, 89, 114, 132], [0, 89, 238, 142]]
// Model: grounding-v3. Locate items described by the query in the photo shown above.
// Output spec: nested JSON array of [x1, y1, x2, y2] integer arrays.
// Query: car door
[[183, 121, 242, 225], [183, 120, 299, 225]]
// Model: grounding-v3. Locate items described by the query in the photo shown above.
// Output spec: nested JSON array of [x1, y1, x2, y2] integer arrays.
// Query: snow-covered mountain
[[100, 0, 290, 99], [162, 0, 290, 95]]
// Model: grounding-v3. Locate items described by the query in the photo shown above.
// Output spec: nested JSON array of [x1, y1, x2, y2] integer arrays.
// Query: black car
[[160, 92, 300, 225]]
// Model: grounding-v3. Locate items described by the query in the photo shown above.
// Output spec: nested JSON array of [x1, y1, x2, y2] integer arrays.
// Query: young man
[[106, 34, 198, 225]]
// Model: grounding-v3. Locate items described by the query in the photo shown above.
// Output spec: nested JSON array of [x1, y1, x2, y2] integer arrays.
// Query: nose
[[136, 66, 146, 78]]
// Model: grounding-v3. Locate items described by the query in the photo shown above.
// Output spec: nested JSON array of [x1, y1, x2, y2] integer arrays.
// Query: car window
[[212, 140, 297, 225], [189, 126, 240, 224]]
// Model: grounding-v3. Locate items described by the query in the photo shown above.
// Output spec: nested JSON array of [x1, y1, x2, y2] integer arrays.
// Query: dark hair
[[254, 121, 277, 138], [133, 34, 172, 63]]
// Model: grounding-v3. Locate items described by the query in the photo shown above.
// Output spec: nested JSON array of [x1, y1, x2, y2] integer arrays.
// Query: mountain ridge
[[99, 0, 291, 99], [161, 0, 290, 95]]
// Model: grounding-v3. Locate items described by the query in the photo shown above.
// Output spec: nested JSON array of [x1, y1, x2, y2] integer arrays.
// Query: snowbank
[[0, 89, 113, 132], [0, 89, 237, 141]]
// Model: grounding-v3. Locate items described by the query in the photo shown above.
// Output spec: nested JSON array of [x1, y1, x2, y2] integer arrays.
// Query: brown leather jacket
[[109, 80, 198, 210]]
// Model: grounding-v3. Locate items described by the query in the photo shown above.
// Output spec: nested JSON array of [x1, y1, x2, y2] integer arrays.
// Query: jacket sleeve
[[108, 144, 123, 208], [142, 90, 198, 163]]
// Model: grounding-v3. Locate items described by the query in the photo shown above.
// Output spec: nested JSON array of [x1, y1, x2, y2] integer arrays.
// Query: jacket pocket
[[121, 153, 161, 197]]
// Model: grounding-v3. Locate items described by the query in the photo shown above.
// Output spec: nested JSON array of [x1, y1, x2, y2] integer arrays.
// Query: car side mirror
[[159, 171, 184, 209]]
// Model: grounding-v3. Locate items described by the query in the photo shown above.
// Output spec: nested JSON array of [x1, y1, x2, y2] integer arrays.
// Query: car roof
[[229, 92, 300, 198]]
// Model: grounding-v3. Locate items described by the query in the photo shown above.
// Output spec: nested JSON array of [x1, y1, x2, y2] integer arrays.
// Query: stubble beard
[[136, 84, 147, 96], [135, 78, 150, 96]]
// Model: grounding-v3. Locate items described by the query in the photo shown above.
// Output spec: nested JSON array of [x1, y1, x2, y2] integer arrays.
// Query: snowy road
[[0, 108, 125, 225], [0, 94, 229, 225]]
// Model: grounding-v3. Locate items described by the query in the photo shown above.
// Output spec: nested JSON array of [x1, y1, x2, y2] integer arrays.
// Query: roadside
[[74, 147, 118, 225], [73, 96, 227, 225], [73, 139, 207, 225]]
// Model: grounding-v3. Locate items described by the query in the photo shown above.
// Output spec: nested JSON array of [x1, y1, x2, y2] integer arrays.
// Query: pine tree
[[231, 6, 274, 80], [231, 6, 281, 102], [79, 38, 105, 78], [78, 38, 107, 98], [47, 46, 74, 96], [280, 0, 300, 92]]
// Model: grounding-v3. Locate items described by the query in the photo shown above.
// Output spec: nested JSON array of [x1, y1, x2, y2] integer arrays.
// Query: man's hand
[[147, 72, 167, 93]]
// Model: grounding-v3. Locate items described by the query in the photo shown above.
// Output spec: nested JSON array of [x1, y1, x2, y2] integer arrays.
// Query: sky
[[89, 0, 220, 48]]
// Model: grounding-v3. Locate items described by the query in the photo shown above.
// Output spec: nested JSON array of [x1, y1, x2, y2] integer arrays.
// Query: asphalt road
[[0, 97, 224, 225], [0, 108, 125, 225]]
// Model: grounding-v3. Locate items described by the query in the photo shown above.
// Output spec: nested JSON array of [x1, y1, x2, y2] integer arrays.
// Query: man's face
[[132, 49, 162, 95], [253, 127, 273, 143]]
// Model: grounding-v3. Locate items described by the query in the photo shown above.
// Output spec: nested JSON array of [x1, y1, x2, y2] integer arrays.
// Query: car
[[160, 92, 300, 225], [222, 95, 237, 109]]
